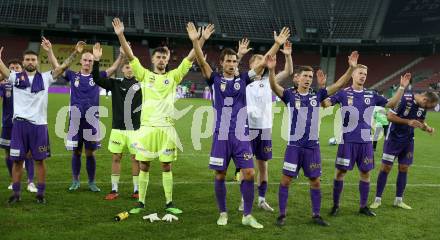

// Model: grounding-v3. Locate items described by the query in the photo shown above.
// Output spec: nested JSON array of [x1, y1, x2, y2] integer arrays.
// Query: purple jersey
[[386, 93, 426, 142], [330, 87, 388, 143], [207, 71, 254, 133], [65, 70, 107, 117], [0, 82, 13, 128], [281, 88, 328, 147]]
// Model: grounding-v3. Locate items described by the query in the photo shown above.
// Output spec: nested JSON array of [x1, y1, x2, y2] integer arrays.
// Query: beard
[[24, 65, 36, 72]]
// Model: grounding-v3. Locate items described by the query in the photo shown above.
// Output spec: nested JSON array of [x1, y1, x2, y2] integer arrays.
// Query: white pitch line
[[44, 152, 440, 169]]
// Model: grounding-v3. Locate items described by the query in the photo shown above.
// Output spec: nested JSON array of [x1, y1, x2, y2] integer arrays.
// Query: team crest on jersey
[[74, 79, 80, 87], [417, 109, 423, 117], [234, 82, 241, 90], [310, 99, 317, 107], [243, 152, 253, 160], [259, 83, 264, 88], [263, 146, 272, 153], [364, 98, 371, 105], [363, 157, 373, 164], [89, 79, 95, 86], [220, 82, 226, 92], [348, 96, 353, 106], [132, 84, 140, 91], [164, 79, 170, 85]]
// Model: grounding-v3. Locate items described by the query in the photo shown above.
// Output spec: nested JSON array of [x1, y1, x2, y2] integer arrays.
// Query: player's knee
[[241, 168, 255, 180], [280, 175, 292, 187], [161, 162, 171, 172], [215, 171, 226, 180], [73, 149, 82, 156], [85, 149, 95, 157], [309, 177, 320, 189], [139, 162, 150, 172], [398, 164, 409, 173], [360, 171, 370, 181], [335, 170, 347, 180], [381, 164, 392, 173]]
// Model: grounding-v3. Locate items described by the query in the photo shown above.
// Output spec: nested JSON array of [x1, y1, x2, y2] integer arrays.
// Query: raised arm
[[112, 18, 135, 61], [52, 41, 85, 79], [326, 51, 359, 96], [105, 50, 123, 77], [385, 73, 411, 108], [267, 55, 284, 97], [0, 47, 10, 79], [186, 23, 215, 63], [187, 22, 212, 79], [41, 37, 60, 69], [237, 38, 252, 63], [275, 41, 293, 83], [264, 27, 290, 58], [92, 42, 113, 90]]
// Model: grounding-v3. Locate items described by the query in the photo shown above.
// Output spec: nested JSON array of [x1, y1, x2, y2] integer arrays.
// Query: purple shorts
[[66, 117, 101, 151], [9, 119, 50, 161], [249, 128, 272, 161], [335, 143, 374, 172], [0, 127, 12, 149], [282, 145, 322, 178], [382, 139, 414, 166], [209, 132, 254, 171]]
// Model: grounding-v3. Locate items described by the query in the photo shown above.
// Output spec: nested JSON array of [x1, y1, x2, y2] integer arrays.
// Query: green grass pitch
[[1, 94, 440, 240]]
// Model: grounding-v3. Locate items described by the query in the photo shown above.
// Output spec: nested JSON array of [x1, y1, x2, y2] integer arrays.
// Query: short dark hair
[[22, 50, 38, 58], [7, 59, 21, 67], [297, 65, 314, 74], [424, 91, 440, 104], [220, 48, 237, 62], [152, 47, 169, 56]]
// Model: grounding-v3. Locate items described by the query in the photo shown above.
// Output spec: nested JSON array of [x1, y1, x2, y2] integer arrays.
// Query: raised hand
[[75, 41, 86, 53], [274, 27, 291, 46], [238, 38, 252, 56], [186, 22, 199, 41], [93, 42, 102, 60], [202, 24, 215, 40], [265, 55, 276, 70], [280, 40, 292, 55], [41, 37, 53, 52], [348, 51, 359, 68], [400, 72, 411, 88], [316, 69, 327, 87], [112, 18, 125, 35]]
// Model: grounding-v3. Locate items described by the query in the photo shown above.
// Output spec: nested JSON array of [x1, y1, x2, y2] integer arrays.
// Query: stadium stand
[[0, 0, 49, 26]]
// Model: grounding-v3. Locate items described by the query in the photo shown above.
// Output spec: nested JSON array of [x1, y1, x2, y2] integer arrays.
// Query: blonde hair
[[356, 64, 368, 70]]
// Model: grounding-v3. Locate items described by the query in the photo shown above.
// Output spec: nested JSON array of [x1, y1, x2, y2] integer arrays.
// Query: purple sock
[[241, 180, 255, 216], [396, 171, 407, 198], [71, 153, 81, 181], [333, 179, 343, 207], [310, 188, 321, 217], [12, 182, 21, 197], [25, 158, 34, 183], [37, 183, 46, 197], [278, 184, 289, 217], [376, 170, 389, 198], [86, 155, 96, 183], [258, 181, 267, 198], [214, 179, 227, 213], [359, 181, 370, 208], [5, 156, 13, 177]]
